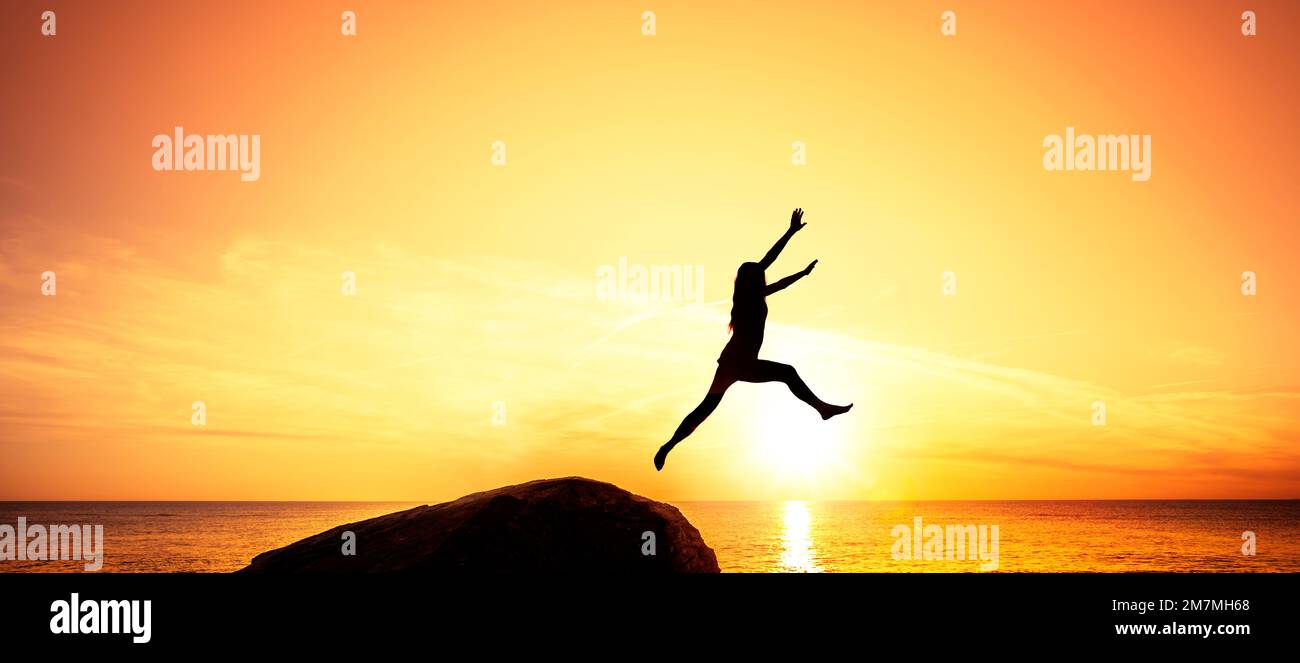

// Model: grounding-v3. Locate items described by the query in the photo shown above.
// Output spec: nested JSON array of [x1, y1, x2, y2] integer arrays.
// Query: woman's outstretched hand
[[762, 208, 806, 269], [803, 259, 818, 276]]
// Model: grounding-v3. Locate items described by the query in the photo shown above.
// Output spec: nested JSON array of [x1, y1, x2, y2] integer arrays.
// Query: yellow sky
[[1, 1, 1297, 500]]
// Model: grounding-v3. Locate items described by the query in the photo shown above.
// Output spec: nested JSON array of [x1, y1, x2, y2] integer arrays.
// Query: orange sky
[[1, 1, 1298, 501]]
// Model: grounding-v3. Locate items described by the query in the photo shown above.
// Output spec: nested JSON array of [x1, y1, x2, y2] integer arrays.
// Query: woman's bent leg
[[741, 360, 851, 419]]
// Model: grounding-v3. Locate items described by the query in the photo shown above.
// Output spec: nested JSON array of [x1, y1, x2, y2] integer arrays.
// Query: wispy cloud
[[2, 232, 1297, 500]]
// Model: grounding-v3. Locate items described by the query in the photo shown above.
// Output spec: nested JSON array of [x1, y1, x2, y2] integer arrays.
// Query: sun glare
[[780, 501, 822, 573], [748, 387, 843, 480]]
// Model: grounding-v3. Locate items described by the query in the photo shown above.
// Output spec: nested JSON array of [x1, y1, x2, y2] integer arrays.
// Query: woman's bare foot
[[654, 443, 672, 471], [819, 403, 853, 420]]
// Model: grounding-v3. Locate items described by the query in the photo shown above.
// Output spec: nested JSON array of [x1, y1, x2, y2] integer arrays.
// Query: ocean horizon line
[[1, 498, 1296, 504]]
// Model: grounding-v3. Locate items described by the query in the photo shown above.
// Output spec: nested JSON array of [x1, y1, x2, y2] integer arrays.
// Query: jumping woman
[[654, 208, 852, 470]]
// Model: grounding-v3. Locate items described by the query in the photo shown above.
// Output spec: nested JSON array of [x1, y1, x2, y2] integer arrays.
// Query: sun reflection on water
[[779, 501, 822, 573]]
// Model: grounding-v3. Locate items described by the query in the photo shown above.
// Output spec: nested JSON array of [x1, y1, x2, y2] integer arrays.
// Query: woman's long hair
[[728, 262, 766, 332]]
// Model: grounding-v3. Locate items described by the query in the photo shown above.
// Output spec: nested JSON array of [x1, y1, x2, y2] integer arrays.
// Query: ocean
[[1, 500, 1295, 573]]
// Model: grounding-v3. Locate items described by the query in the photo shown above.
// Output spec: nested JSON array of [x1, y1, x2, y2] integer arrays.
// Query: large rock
[[239, 477, 719, 573]]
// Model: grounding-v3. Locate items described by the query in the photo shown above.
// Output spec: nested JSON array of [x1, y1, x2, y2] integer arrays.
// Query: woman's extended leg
[[740, 360, 852, 420], [655, 372, 734, 470]]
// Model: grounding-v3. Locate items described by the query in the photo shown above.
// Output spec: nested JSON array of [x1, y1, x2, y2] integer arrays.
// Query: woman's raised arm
[[759, 208, 806, 269]]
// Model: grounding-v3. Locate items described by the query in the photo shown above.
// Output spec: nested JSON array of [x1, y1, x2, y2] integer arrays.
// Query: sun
[[747, 387, 845, 481]]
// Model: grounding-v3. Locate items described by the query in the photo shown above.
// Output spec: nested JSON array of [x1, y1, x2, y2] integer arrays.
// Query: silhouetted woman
[[654, 208, 852, 470]]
